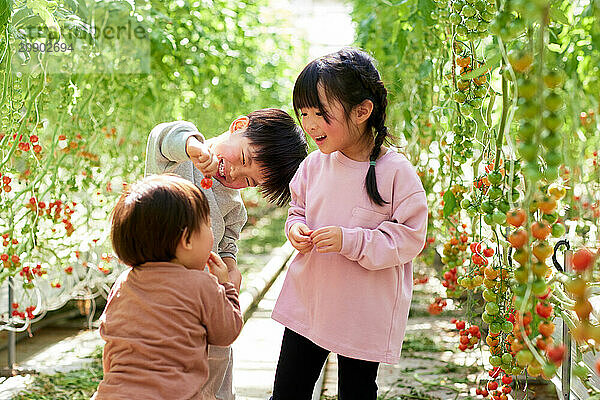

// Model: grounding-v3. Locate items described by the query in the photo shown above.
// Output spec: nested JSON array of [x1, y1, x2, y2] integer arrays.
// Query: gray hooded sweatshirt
[[144, 121, 247, 261]]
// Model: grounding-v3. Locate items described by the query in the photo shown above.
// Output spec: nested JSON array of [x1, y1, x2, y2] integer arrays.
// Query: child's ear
[[179, 228, 193, 251], [229, 116, 250, 133], [353, 100, 374, 125]]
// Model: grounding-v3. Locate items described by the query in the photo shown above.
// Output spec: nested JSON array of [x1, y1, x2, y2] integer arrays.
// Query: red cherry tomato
[[200, 177, 213, 189]]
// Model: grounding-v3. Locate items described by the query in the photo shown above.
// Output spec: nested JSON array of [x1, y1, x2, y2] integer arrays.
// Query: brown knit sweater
[[95, 262, 243, 399]]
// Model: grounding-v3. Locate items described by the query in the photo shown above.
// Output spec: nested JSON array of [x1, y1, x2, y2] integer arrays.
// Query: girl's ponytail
[[365, 77, 390, 206]]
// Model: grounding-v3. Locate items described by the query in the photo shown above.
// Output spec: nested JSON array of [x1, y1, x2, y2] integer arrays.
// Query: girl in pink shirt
[[270, 48, 428, 399]]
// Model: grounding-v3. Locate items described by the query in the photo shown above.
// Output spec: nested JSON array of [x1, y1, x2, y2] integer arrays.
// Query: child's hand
[[186, 137, 219, 177], [310, 226, 342, 253], [207, 251, 230, 285], [289, 223, 314, 254]]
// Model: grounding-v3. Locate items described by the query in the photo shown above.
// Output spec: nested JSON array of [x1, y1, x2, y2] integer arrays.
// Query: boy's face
[[208, 117, 266, 190]]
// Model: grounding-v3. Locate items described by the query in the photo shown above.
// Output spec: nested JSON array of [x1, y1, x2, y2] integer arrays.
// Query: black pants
[[272, 328, 379, 400]]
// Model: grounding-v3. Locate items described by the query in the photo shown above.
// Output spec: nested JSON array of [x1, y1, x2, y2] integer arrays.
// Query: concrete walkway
[[233, 271, 285, 400]]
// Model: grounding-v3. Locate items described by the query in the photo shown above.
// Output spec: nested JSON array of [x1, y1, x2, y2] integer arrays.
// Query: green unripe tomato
[[453, 0, 466, 12], [531, 279, 548, 296], [518, 99, 540, 119], [470, 98, 483, 109], [485, 302, 500, 315], [450, 12, 463, 25], [517, 121, 536, 141], [482, 289, 498, 302], [492, 211, 506, 225], [483, 213, 494, 226], [490, 355, 502, 367], [461, 103, 474, 116], [544, 69, 565, 89], [489, 322, 502, 335], [482, 311, 494, 324], [502, 321, 514, 334], [453, 90, 467, 103], [542, 130, 562, 149], [518, 142, 538, 162], [551, 223, 566, 238], [475, 0, 487, 12], [480, 199, 494, 213], [465, 17, 479, 30], [544, 150, 562, 167], [477, 21, 489, 32], [462, 4, 476, 17], [514, 269, 529, 285], [488, 170, 503, 185], [481, 11, 494, 22], [516, 349, 534, 367], [519, 79, 537, 100], [473, 85, 487, 98], [543, 111, 562, 131], [497, 199, 510, 213], [467, 204, 479, 217], [488, 186, 503, 201], [502, 353, 514, 364], [544, 91, 563, 111]]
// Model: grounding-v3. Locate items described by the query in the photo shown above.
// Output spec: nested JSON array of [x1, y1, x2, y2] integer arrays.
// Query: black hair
[[243, 108, 308, 207], [111, 174, 210, 267], [293, 47, 391, 206]]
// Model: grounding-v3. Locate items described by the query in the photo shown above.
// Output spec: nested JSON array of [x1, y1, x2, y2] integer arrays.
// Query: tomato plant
[[352, 0, 599, 396], [0, 0, 306, 331]]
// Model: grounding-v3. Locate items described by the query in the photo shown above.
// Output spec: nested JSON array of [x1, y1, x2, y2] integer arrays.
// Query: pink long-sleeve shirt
[[271, 149, 428, 364]]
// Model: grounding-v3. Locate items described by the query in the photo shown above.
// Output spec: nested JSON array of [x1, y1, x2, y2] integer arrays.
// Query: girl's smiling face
[[207, 117, 266, 190], [299, 85, 372, 161]]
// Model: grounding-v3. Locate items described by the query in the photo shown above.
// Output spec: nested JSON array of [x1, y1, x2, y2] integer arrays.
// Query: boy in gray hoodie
[[144, 108, 307, 400]]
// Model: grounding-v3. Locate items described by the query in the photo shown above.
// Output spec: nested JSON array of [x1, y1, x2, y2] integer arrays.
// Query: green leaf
[[443, 190, 457, 217], [459, 52, 501, 80], [549, 6, 569, 25]]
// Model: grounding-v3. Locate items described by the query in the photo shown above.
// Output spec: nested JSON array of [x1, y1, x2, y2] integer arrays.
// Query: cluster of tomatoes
[[11, 302, 36, 320], [477, 373, 514, 400], [441, 266, 459, 294], [428, 297, 447, 315], [24, 198, 78, 237], [2, 132, 43, 157], [510, 45, 565, 182], [567, 247, 598, 344], [458, 241, 495, 290], [451, 319, 481, 351], [510, 309, 559, 378]]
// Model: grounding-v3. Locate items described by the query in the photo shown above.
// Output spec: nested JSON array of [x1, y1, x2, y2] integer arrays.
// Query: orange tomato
[[532, 241, 553, 262], [538, 321, 555, 337], [531, 221, 552, 241], [574, 299, 593, 320], [508, 229, 528, 248], [507, 208, 527, 227], [538, 196, 557, 214]]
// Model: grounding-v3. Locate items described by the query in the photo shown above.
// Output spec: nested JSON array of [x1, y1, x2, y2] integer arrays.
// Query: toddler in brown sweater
[[93, 174, 243, 400]]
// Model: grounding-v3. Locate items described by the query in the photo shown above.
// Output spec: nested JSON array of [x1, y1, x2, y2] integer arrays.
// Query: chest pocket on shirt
[[350, 207, 389, 229]]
